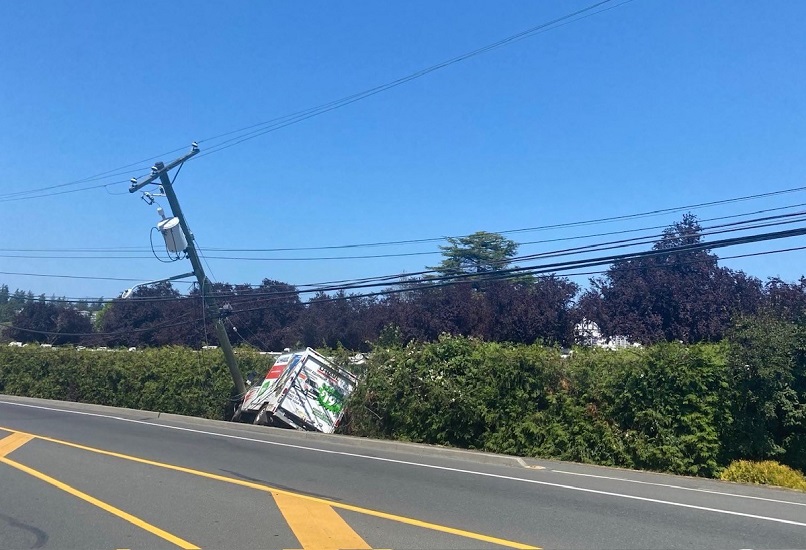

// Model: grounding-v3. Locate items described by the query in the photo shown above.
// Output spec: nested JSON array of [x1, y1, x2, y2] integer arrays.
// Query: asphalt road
[[1, 395, 805, 549]]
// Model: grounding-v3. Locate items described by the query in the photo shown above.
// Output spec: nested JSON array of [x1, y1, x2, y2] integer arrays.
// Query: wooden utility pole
[[129, 144, 246, 396]]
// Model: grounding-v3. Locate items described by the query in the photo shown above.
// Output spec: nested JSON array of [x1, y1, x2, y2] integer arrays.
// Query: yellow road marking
[[0, 426, 539, 549], [273, 491, 371, 550], [0, 432, 33, 457], [0, 456, 200, 550]]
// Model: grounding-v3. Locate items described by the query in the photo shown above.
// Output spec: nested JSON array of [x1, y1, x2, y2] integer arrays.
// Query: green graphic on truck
[[316, 384, 345, 414]]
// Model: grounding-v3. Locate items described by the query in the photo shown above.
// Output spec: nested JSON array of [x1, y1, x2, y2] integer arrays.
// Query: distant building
[[574, 318, 604, 347], [574, 319, 640, 350]]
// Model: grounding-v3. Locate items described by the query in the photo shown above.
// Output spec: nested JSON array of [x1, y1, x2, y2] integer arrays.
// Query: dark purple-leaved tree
[[482, 277, 579, 345], [577, 214, 763, 344], [197, 279, 303, 351], [7, 302, 93, 345], [97, 282, 197, 347]]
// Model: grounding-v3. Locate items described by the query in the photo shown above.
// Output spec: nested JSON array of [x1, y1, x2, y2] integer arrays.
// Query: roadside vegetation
[[1, 216, 804, 488], [0, 346, 266, 421], [345, 322, 805, 483], [720, 460, 806, 491], [1, 315, 804, 488]]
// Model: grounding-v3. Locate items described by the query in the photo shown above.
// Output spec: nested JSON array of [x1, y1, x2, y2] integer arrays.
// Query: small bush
[[720, 460, 806, 491]]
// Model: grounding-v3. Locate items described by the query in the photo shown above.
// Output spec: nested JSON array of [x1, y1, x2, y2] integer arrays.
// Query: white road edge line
[[3, 400, 806, 529], [551, 469, 806, 507]]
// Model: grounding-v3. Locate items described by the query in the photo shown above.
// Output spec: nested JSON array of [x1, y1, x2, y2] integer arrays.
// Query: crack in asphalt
[[218, 469, 343, 502]]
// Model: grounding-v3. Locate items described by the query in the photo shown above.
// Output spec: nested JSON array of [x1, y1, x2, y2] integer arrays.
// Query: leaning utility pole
[[129, 144, 246, 396]]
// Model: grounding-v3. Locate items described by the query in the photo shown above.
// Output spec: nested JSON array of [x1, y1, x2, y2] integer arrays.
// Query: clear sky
[[1, 0, 805, 301]]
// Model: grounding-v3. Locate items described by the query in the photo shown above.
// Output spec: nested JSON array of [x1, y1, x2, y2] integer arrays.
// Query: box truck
[[232, 348, 357, 434]]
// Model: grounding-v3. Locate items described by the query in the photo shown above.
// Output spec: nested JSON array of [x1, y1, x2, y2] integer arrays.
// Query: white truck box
[[235, 348, 357, 433]]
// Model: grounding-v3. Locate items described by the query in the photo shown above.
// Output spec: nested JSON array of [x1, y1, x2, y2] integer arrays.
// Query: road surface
[[1, 395, 805, 549]]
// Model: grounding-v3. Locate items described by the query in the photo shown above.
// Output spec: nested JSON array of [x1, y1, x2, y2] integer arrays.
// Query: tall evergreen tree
[[430, 231, 519, 277]]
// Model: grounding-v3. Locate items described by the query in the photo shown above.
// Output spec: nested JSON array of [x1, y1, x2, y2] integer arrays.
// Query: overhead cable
[[7, 223, 805, 307], [1, 0, 627, 201], [2, 205, 806, 262]]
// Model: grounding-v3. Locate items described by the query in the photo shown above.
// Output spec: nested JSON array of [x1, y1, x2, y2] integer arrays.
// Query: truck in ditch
[[231, 347, 357, 434]]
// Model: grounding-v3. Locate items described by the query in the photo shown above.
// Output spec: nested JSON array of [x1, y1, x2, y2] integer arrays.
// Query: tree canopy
[[430, 231, 519, 277], [2, 216, 805, 350], [578, 214, 764, 343]]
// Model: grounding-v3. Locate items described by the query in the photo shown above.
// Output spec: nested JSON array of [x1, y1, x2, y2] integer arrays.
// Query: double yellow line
[[0, 428, 539, 549], [0, 431, 199, 549]]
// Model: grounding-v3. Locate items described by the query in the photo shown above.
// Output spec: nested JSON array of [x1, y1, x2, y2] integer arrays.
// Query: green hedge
[[0, 346, 269, 420], [346, 336, 733, 477], [3, 327, 804, 480]]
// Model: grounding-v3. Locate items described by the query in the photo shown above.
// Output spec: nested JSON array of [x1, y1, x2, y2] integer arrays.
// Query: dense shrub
[[4, 330, 805, 480], [348, 336, 733, 476], [596, 343, 732, 477], [720, 460, 806, 491], [725, 315, 806, 472], [0, 346, 270, 420]]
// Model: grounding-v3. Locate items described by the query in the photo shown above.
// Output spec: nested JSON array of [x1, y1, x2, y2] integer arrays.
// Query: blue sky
[[1, 0, 805, 300]]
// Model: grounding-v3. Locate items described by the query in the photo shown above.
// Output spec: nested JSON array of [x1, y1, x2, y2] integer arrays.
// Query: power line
[[190, 1, 630, 159], [0, 169, 150, 201], [241, 244, 806, 309], [1, 1, 628, 202], [7, 222, 806, 307], [3, 202, 806, 262], [8, 241, 801, 342], [6, 242, 804, 312], [167, 190, 806, 253], [225, 317, 271, 352], [2, 312, 199, 338], [2, 212, 804, 301], [164, 211, 806, 262], [227, 237, 806, 316], [192, 200, 806, 252], [198, 212, 806, 290], [0, 271, 146, 282], [509, 212, 806, 265], [202, 224, 806, 306], [0, 179, 140, 203]]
